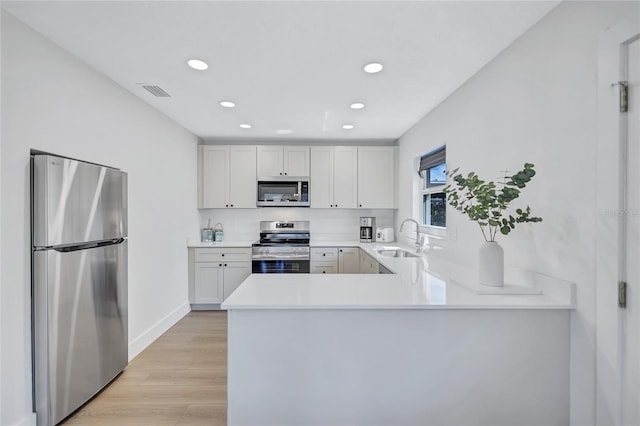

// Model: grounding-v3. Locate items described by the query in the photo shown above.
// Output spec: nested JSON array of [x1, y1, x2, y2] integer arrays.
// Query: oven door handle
[[252, 254, 310, 260]]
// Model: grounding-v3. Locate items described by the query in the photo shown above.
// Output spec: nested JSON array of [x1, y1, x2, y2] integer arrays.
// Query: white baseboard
[[11, 412, 37, 426], [128, 302, 190, 361]]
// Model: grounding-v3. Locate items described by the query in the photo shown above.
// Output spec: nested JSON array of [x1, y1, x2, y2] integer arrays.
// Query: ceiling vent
[[140, 85, 170, 97]]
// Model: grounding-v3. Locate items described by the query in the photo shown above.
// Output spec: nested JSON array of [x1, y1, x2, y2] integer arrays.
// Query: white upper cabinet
[[199, 146, 228, 209], [357, 146, 397, 209], [283, 146, 310, 176], [198, 145, 256, 208], [257, 146, 310, 177], [199, 144, 396, 210], [310, 147, 333, 208], [310, 146, 357, 209], [333, 147, 358, 209], [256, 146, 283, 177]]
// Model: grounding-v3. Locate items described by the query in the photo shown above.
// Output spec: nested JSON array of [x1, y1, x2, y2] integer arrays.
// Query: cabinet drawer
[[310, 262, 338, 274], [195, 248, 251, 262], [310, 247, 339, 261]]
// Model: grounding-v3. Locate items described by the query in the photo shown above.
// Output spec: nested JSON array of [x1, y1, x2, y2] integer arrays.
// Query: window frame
[[418, 147, 446, 231]]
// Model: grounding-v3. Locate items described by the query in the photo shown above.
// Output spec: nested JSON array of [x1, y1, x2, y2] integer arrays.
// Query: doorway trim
[[596, 17, 640, 426]]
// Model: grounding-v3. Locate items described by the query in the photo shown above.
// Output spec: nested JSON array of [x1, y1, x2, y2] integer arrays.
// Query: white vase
[[478, 241, 504, 287]]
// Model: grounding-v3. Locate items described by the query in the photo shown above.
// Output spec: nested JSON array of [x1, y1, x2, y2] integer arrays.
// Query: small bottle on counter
[[201, 218, 215, 242], [214, 223, 224, 242]]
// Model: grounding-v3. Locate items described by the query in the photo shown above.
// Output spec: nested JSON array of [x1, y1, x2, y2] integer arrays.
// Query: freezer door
[[33, 241, 128, 426], [32, 155, 127, 247]]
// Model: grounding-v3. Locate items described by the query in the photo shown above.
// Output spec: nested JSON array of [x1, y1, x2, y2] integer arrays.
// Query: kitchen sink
[[375, 248, 420, 258]]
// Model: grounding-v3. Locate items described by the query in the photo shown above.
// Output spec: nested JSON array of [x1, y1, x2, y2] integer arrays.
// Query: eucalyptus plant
[[443, 163, 542, 242]]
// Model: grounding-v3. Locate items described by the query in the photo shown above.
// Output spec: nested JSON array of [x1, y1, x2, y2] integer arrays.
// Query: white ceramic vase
[[478, 241, 504, 287]]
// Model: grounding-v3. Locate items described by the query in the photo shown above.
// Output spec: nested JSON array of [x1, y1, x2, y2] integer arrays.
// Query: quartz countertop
[[222, 241, 575, 310]]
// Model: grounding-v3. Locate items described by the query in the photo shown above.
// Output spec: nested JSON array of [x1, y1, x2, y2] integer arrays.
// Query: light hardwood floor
[[62, 311, 227, 426]]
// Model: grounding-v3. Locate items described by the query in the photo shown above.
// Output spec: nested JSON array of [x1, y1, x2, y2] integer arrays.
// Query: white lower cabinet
[[310, 248, 339, 274], [359, 250, 379, 274], [223, 262, 252, 300], [310, 263, 338, 274], [194, 262, 224, 303], [338, 248, 360, 273], [311, 247, 374, 274], [189, 247, 251, 308]]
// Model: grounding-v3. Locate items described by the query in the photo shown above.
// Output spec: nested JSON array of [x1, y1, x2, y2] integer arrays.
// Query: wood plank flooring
[[62, 311, 228, 426]]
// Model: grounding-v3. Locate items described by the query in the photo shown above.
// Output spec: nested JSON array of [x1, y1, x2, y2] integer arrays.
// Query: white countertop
[[222, 241, 575, 310]]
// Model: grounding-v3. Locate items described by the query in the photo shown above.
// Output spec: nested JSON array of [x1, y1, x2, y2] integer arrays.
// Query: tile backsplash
[[198, 208, 396, 242]]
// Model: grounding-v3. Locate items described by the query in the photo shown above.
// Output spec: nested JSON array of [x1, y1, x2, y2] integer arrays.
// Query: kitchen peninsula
[[222, 244, 575, 426]]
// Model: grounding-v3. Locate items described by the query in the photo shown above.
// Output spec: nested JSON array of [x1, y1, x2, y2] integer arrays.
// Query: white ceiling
[[2, 1, 559, 142]]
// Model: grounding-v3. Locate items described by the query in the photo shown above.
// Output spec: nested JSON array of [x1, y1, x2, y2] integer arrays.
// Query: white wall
[[396, 2, 638, 425], [198, 208, 395, 242], [1, 11, 200, 426]]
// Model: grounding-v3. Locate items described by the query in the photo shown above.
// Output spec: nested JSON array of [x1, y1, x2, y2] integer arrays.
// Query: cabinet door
[[310, 247, 339, 262], [257, 146, 284, 177], [333, 147, 358, 209], [310, 147, 333, 208], [357, 147, 397, 209], [359, 251, 378, 274], [229, 146, 257, 208], [222, 262, 252, 301], [199, 146, 228, 208], [338, 248, 360, 273], [284, 146, 310, 176], [194, 262, 224, 303]]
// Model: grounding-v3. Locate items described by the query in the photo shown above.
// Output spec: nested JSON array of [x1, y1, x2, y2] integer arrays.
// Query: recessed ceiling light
[[187, 59, 208, 71], [276, 129, 293, 135], [342, 124, 355, 130], [220, 101, 236, 108], [239, 124, 251, 129], [350, 102, 365, 110], [363, 62, 383, 74]]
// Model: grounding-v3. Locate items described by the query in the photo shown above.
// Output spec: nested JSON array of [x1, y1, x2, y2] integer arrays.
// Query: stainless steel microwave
[[257, 177, 310, 207]]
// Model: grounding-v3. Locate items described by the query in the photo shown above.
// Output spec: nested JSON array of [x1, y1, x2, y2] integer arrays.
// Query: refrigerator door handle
[[52, 238, 125, 253]]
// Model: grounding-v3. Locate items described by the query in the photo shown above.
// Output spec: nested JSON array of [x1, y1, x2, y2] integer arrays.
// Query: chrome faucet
[[400, 218, 425, 253]]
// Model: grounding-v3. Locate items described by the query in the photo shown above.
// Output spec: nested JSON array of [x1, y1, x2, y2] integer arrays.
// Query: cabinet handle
[[222, 254, 225, 257], [219, 263, 222, 267], [322, 253, 326, 257], [230, 204, 234, 207], [226, 204, 229, 207], [322, 271, 326, 274], [224, 263, 227, 267], [284, 172, 288, 175], [359, 204, 362, 207], [335, 204, 338, 207], [340, 249, 343, 252], [280, 172, 283, 175], [330, 204, 333, 207]]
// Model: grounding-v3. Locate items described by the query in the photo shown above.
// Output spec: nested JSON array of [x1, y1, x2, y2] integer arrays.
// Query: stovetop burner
[[253, 221, 310, 247]]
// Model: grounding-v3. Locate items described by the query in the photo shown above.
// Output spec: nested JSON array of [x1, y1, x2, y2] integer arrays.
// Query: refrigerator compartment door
[[33, 240, 128, 425], [32, 155, 128, 247]]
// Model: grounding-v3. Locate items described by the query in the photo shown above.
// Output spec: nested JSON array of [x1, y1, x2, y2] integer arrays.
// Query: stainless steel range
[[252, 221, 310, 273]]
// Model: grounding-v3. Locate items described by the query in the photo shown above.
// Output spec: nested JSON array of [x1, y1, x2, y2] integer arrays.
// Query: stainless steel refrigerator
[[31, 153, 128, 426]]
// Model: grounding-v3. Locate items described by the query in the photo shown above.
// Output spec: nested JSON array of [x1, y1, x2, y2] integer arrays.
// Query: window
[[419, 146, 446, 228]]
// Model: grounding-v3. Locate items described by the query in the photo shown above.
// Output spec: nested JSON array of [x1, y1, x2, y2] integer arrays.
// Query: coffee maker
[[360, 217, 376, 242]]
